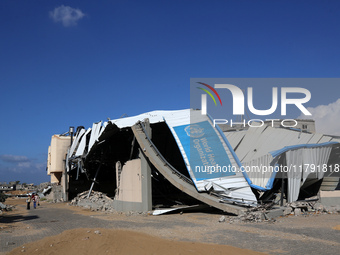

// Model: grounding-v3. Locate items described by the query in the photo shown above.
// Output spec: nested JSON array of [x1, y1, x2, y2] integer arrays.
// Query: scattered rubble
[[69, 190, 151, 215], [46, 184, 64, 203], [69, 190, 340, 221], [219, 200, 340, 224], [69, 190, 116, 213], [219, 216, 226, 222], [0, 202, 14, 214], [294, 208, 302, 216], [0, 202, 6, 210], [288, 200, 340, 215]]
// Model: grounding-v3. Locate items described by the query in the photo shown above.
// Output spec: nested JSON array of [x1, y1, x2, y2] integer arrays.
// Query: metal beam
[[87, 164, 101, 198]]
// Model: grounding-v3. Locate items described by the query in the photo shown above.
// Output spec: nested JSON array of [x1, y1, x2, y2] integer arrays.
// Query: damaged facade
[[46, 109, 340, 215]]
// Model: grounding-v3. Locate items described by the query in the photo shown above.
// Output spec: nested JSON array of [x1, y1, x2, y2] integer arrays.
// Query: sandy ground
[[1, 198, 267, 255], [1, 197, 340, 254], [6, 228, 266, 255]]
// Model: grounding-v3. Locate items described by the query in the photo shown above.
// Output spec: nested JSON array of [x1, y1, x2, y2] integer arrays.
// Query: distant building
[[0, 184, 11, 190]]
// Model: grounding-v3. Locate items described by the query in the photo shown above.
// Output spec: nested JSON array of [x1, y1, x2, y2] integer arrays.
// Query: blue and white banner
[[173, 120, 235, 181], [164, 109, 257, 203]]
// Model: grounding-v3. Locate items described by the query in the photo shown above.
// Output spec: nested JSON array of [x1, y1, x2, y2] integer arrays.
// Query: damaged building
[[46, 109, 340, 215]]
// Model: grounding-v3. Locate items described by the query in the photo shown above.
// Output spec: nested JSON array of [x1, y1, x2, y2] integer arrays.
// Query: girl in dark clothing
[[26, 195, 31, 210]]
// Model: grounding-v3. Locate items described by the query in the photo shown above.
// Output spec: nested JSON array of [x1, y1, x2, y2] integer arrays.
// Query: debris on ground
[[288, 200, 340, 215], [69, 190, 340, 221], [69, 190, 151, 215], [218, 199, 340, 224], [69, 191, 116, 213], [218, 216, 226, 222], [0, 202, 14, 214]]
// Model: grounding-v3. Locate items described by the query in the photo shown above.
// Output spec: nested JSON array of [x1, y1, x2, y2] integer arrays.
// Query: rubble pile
[[288, 201, 340, 215], [69, 190, 116, 212], [0, 202, 13, 215], [236, 211, 268, 223], [234, 203, 276, 223], [220, 200, 340, 223], [70, 190, 340, 219]]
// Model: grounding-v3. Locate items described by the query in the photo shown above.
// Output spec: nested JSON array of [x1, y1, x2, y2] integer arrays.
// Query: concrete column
[[62, 166, 68, 201], [113, 120, 153, 212], [139, 119, 152, 212]]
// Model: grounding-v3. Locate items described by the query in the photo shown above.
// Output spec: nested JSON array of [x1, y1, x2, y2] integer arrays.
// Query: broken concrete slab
[[265, 207, 285, 220], [70, 190, 115, 212], [294, 208, 302, 216], [219, 216, 226, 222]]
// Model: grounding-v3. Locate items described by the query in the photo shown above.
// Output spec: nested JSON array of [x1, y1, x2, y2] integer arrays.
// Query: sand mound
[[333, 225, 340, 231], [8, 228, 266, 255]]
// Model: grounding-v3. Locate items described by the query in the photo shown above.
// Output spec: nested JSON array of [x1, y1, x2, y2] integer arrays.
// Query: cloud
[[298, 98, 340, 136], [0, 154, 30, 163], [0, 154, 45, 173], [0, 155, 47, 184], [49, 5, 85, 27]]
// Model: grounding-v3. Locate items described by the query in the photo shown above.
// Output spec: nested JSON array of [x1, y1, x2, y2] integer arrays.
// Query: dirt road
[[1, 198, 339, 254]]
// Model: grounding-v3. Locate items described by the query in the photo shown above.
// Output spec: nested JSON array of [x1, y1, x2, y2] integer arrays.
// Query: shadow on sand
[[0, 214, 39, 224]]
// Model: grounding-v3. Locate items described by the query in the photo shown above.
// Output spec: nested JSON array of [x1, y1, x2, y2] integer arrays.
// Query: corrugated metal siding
[[224, 126, 340, 194], [224, 126, 338, 163]]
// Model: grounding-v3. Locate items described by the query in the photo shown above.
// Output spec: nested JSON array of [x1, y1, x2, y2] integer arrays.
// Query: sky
[[1, 0, 340, 185]]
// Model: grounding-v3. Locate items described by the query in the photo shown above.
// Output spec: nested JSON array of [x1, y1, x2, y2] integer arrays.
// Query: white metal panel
[[330, 137, 340, 143], [69, 129, 85, 157], [297, 132, 316, 144], [259, 128, 298, 155], [98, 121, 108, 137], [307, 133, 324, 144], [224, 131, 247, 150], [75, 128, 92, 156], [302, 146, 332, 183], [228, 125, 336, 164], [109, 109, 189, 129], [243, 154, 275, 188], [88, 122, 102, 152], [233, 126, 266, 162], [222, 126, 338, 192], [318, 136, 333, 143], [286, 149, 303, 202]]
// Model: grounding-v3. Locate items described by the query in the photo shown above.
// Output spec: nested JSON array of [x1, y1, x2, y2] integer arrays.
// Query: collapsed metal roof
[[224, 125, 340, 163], [66, 109, 259, 214], [65, 109, 340, 214], [224, 125, 340, 201]]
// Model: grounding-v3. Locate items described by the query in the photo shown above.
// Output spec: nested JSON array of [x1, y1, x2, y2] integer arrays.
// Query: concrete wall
[[113, 153, 152, 212], [50, 172, 62, 184], [115, 159, 142, 203], [47, 135, 71, 201], [47, 135, 71, 185], [46, 184, 64, 202]]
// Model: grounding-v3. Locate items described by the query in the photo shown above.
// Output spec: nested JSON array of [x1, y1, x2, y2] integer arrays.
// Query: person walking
[[26, 195, 31, 210], [33, 194, 37, 209]]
